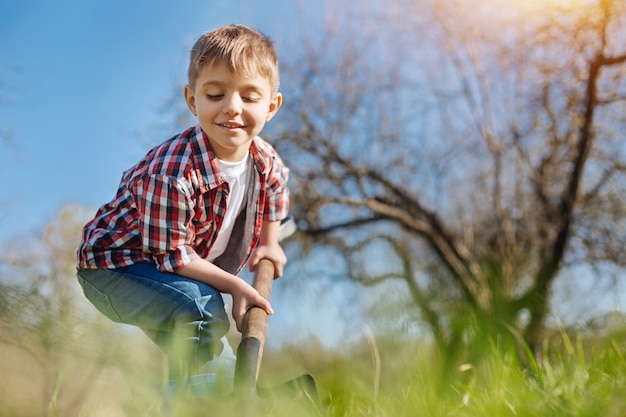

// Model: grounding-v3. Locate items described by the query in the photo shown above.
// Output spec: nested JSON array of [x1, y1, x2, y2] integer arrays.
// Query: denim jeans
[[77, 263, 230, 378]]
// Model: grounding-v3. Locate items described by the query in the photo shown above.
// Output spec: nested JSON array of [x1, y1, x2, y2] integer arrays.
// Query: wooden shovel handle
[[234, 258, 275, 395], [242, 258, 275, 343]]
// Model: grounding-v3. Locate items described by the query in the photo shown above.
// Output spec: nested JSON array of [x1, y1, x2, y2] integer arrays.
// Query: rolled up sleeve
[[264, 155, 290, 221], [130, 174, 199, 272]]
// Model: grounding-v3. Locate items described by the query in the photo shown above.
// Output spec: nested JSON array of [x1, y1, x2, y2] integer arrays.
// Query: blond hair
[[187, 24, 280, 93]]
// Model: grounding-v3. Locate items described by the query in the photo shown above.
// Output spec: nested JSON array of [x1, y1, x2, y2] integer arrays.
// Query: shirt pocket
[[192, 192, 218, 250]]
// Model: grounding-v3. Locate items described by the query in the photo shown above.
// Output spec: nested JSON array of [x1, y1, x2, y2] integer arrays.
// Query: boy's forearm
[[259, 219, 280, 245], [177, 258, 243, 294]]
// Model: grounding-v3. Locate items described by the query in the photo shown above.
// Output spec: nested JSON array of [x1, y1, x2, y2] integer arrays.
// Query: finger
[[248, 253, 260, 272], [250, 295, 274, 314], [274, 263, 283, 278], [235, 315, 244, 333], [274, 256, 287, 278], [233, 308, 245, 332], [256, 297, 274, 315]]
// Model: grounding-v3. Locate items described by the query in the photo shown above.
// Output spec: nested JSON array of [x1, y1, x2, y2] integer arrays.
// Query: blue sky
[[0, 0, 312, 239]]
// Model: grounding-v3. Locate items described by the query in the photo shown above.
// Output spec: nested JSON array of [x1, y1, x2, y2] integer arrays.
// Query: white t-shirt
[[207, 156, 249, 262]]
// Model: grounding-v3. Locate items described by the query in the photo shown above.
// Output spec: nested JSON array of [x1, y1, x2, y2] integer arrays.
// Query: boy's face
[[184, 62, 282, 162]]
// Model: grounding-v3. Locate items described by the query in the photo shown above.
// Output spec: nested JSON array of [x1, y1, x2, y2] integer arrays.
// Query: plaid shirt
[[77, 125, 289, 274]]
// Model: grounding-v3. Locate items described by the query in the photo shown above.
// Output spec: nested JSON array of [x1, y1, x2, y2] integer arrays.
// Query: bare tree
[[274, 0, 626, 357]]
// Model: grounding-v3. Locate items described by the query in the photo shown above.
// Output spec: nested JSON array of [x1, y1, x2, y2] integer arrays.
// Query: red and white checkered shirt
[[77, 125, 289, 274]]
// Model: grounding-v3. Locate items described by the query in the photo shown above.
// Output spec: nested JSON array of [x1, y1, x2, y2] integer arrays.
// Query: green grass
[[260, 328, 626, 417], [1, 306, 625, 416]]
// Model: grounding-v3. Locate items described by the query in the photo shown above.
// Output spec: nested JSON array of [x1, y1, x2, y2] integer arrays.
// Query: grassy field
[[1, 306, 625, 417]]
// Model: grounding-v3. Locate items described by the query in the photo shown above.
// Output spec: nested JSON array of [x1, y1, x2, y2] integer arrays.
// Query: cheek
[[251, 109, 271, 124], [196, 104, 217, 119]]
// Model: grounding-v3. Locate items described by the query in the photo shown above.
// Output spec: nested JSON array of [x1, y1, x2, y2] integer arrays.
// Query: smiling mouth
[[218, 122, 245, 129]]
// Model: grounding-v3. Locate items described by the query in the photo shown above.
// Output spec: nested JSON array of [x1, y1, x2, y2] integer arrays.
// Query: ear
[[184, 84, 198, 116], [265, 92, 283, 122]]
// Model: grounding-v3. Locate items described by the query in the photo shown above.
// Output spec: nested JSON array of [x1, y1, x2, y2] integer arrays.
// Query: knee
[[175, 294, 230, 360]]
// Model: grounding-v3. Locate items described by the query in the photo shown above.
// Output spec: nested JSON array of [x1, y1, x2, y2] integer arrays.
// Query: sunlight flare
[[510, 0, 595, 12]]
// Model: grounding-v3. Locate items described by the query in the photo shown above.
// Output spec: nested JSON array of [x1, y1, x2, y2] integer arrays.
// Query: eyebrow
[[201, 80, 265, 92]]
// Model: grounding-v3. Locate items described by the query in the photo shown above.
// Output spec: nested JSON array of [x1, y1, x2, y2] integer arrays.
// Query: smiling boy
[[76, 25, 289, 392]]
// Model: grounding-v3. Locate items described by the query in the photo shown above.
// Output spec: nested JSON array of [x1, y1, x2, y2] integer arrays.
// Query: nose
[[223, 93, 242, 116]]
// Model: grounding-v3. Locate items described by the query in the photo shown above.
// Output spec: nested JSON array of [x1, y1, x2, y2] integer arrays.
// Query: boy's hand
[[177, 258, 275, 332], [231, 280, 274, 332], [249, 242, 287, 278]]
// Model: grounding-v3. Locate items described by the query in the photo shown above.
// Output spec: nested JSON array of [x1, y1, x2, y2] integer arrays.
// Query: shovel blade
[[257, 373, 319, 403]]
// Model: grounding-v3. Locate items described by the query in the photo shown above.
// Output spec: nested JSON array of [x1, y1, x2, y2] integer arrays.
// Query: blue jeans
[[77, 263, 230, 378]]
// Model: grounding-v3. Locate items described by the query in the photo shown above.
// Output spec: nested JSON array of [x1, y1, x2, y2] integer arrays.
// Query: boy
[[76, 24, 289, 392]]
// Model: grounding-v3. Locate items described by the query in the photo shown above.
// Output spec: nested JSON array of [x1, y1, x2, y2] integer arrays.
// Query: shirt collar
[[190, 125, 268, 188]]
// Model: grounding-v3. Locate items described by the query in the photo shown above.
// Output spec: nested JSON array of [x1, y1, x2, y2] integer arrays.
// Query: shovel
[[232, 217, 319, 409]]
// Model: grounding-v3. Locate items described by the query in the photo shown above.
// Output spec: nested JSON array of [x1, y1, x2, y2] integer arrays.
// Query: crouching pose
[[76, 24, 289, 393]]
